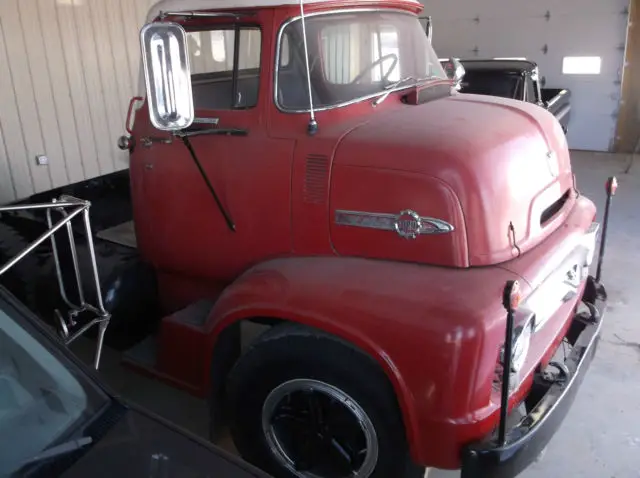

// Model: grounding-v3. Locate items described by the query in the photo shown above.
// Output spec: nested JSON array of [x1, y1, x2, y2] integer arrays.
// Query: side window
[[187, 27, 262, 110], [280, 33, 290, 68]]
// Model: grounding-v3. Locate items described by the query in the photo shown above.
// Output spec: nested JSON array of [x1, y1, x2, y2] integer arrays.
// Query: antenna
[[299, 0, 318, 135]]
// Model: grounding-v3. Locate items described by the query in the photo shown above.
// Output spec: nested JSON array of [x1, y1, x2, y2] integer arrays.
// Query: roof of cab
[[147, 0, 422, 21]]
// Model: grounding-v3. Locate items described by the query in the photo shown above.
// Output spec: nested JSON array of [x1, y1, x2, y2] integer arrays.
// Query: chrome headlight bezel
[[500, 312, 535, 374]]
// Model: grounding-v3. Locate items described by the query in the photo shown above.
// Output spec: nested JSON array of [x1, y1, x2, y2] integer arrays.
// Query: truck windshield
[[276, 11, 447, 111], [0, 292, 108, 476]]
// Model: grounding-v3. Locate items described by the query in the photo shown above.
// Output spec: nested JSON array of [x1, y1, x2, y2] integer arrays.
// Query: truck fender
[[202, 257, 424, 459]]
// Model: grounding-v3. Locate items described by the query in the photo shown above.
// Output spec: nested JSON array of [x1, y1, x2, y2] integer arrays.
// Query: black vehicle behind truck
[[442, 58, 572, 133]]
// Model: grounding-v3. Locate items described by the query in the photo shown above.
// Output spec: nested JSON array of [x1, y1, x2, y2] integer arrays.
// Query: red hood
[[330, 92, 575, 267]]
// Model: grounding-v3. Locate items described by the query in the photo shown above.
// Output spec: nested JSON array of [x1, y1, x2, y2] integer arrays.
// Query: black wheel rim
[[262, 379, 378, 478]]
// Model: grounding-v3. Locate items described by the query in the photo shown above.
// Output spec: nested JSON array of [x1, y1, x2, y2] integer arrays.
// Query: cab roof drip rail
[[158, 11, 256, 20]]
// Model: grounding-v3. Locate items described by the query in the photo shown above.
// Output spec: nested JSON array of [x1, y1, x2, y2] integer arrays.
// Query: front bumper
[[460, 276, 606, 478]]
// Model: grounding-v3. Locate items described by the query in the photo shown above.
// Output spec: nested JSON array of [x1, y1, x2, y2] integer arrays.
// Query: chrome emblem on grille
[[335, 210, 454, 239]]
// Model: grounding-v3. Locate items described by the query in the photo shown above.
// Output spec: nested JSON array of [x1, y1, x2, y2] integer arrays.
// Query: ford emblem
[[394, 210, 423, 239]]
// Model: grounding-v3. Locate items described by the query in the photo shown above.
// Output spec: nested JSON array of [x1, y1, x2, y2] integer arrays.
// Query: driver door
[[136, 17, 293, 291]]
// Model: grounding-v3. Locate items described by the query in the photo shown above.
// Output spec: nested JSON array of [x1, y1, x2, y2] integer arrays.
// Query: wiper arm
[[372, 76, 434, 106], [20, 436, 93, 468]]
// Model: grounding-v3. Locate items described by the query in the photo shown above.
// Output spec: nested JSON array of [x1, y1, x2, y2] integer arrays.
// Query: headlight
[[501, 313, 535, 373], [581, 222, 600, 267], [510, 318, 534, 372]]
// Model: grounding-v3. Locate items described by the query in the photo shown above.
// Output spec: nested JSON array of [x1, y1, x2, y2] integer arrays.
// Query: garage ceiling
[[424, 0, 630, 152]]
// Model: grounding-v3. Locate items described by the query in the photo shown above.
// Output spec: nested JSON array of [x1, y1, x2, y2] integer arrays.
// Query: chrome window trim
[[273, 8, 427, 114]]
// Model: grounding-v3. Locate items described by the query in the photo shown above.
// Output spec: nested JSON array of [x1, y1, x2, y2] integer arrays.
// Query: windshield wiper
[[20, 436, 93, 468], [372, 76, 434, 106]]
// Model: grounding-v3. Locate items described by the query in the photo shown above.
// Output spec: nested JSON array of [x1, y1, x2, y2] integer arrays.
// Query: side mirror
[[140, 22, 194, 131], [441, 57, 466, 90]]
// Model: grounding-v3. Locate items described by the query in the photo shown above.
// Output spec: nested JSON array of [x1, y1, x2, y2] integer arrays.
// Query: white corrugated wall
[[0, 0, 155, 204]]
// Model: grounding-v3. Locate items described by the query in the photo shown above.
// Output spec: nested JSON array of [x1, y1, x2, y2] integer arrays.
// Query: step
[[121, 301, 216, 397], [169, 299, 214, 328], [96, 221, 137, 249], [122, 335, 157, 369]]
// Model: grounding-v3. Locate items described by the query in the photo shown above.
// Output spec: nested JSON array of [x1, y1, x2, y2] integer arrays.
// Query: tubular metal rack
[[0, 196, 110, 369]]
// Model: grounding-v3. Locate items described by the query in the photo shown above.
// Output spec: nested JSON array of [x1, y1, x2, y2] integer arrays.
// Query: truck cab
[[117, 1, 608, 477]]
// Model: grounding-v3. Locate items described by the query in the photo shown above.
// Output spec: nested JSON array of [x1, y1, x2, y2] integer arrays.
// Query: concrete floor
[[73, 150, 640, 478]]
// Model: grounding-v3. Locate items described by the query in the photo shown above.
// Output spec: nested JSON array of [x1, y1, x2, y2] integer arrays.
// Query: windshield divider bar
[[231, 24, 241, 108]]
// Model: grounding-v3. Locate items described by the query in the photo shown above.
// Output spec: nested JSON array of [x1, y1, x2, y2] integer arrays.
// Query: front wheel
[[225, 324, 423, 478]]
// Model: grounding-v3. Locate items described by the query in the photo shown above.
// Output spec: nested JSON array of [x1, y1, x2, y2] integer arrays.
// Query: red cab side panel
[[329, 166, 469, 267]]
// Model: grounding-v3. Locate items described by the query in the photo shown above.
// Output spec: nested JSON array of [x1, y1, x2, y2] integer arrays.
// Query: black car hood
[[61, 406, 268, 478]]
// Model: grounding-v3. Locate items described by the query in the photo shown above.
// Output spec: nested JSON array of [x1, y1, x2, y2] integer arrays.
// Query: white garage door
[[423, 0, 630, 152]]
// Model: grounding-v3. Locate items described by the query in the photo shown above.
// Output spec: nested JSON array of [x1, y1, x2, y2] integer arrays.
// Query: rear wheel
[[225, 324, 423, 478]]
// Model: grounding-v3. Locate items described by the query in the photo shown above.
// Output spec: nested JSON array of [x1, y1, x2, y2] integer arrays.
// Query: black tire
[[226, 324, 423, 478], [0, 221, 40, 308]]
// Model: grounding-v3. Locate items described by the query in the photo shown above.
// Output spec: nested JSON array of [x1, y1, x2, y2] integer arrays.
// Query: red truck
[[1, 0, 614, 477]]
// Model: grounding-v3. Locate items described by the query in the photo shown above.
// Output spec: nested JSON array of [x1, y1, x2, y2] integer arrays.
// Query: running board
[[96, 221, 137, 249], [121, 300, 215, 397]]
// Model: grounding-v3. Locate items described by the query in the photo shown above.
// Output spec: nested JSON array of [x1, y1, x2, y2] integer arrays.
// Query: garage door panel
[[544, 14, 628, 55], [432, 20, 480, 58], [567, 112, 617, 151], [427, 1, 628, 23], [427, 2, 544, 21], [531, 0, 628, 17], [474, 17, 552, 59]]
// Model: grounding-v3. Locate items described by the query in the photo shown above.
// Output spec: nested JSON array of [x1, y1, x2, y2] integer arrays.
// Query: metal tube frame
[[0, 196, 111, 369]]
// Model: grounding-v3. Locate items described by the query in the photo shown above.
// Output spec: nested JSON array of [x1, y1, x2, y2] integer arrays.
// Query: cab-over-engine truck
[[27, 0, 614, 477]]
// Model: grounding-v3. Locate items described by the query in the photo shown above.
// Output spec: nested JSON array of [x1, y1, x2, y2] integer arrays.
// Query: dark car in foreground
[[0, 287, 270, 478]]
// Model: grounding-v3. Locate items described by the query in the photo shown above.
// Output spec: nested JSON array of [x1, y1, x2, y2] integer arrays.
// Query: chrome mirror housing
[[140, 22, 194, 131]]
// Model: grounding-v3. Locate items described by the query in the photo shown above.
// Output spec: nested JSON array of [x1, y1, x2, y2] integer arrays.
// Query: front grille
[[540, 190, 570, 226]]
